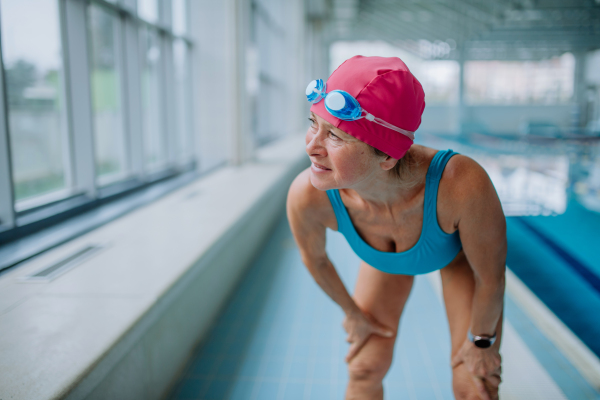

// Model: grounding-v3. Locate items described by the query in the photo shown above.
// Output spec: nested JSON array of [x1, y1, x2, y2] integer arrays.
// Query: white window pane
[[465, 54, 575, 105], [172, 0, 187, 36], [0, 0, 71, 201], [88, 4, 128, 184], [139, 27, 165, 168], [138, 0, 158, 23], [173, 39, 192, 160]]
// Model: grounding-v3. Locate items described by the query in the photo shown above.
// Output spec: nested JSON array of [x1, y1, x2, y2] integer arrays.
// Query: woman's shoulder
[[438, 150, 497, 217], [287, 167, 338, 231], [441, 151, 490, 189]]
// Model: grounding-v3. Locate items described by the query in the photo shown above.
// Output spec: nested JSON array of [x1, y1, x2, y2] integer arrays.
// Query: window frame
[[0, 0, 197, 269]]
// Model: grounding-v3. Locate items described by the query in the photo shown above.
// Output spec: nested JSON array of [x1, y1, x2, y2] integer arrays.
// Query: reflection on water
[[417, 132, 600, 217]]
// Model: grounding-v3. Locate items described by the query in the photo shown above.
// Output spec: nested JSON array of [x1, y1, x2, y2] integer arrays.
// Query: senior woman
[[286, 56, 506, 400]]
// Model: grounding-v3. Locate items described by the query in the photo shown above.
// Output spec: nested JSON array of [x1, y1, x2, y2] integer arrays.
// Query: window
[[415, 61, 459, 105], [139, 26, 166, 170], [0, 0, 71, 203], [88, 3, 128, 186], [0, 0, 196, 262], [173, 39, 193, 161], [251, 0, 288, 146], [172, 0, 187, 36], [465, 53, 575, 105], [137, 0, 158, 24]]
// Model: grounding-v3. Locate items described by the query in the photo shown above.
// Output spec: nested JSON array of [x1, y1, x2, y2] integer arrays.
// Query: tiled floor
[[166, 213, 600, 400]]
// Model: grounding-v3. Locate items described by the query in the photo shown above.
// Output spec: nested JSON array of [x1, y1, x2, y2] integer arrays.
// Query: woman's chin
[[309, 175, 336, 191]]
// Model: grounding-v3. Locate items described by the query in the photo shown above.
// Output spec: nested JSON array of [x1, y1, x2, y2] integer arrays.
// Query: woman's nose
[[306, 131, 325, 155]]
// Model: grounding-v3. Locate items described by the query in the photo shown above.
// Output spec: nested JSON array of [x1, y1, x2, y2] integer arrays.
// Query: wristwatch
[[468, 330, 496, 349]]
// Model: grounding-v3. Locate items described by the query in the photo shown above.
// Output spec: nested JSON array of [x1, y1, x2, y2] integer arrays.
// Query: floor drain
[[18, 244, 106, 282]]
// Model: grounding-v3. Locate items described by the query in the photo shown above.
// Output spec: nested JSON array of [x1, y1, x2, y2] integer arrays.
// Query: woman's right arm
[[286, 170, 361, 316], [286, 170, 394, 362]]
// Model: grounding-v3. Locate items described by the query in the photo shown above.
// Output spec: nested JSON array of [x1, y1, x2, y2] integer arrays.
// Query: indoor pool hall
[[0, 0, 599, 399]]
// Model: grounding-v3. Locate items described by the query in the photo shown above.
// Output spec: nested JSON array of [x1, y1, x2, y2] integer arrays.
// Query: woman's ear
[[380, 155, 399, 171]]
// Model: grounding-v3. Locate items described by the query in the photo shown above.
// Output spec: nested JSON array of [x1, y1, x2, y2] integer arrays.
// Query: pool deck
[[166, 213, 600, 400]]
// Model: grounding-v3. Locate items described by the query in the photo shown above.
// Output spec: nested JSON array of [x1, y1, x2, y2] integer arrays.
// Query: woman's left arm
[[448, 156, 507, 399], [456, 158, 507, 337]]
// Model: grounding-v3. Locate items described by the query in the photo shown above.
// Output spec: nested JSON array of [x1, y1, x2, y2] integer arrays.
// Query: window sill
[[0, 161, 198, 274]]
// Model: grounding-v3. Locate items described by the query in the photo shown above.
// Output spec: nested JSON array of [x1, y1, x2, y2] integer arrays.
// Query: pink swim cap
[[310, 55, 425, 160]]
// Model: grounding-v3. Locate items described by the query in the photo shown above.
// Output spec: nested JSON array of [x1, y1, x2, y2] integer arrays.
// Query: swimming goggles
[[305, 79, 415, 141]]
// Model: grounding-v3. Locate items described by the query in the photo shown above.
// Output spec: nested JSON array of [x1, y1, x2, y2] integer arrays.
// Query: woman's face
[[305, 112, 383, 191]]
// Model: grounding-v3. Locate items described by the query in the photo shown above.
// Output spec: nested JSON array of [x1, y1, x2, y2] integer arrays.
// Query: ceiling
[[314, 0, 600, 60]]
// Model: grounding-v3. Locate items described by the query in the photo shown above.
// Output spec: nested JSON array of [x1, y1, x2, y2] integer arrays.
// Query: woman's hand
[[451, 338, 502, 400], [342, 309, 395, 363]]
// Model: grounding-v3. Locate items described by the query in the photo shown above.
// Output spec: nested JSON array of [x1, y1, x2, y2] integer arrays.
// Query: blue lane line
[[515, 217, 600, 295]]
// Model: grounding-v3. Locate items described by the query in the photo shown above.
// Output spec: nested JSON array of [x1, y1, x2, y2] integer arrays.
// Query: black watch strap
[[468, 330, 497, 348]]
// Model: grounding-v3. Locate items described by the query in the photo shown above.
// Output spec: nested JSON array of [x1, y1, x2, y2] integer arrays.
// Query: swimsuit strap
[[424, 149, 458, 227]]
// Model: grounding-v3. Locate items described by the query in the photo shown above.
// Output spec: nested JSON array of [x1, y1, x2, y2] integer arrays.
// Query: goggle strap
[[364, 112, 415, 141]]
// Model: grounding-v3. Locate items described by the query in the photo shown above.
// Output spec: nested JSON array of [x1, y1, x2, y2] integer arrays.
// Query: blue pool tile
[[262, 358, 286, 379], [413, 384, 439, 400], [335, 384, 348, 400], [312, 360, 332, 382], [283, 382, 306, 400], [172, 378, 209, 400], [292, 344, 310, 360], [202, 378, 231, 400], [237, 358, 260, 378], [309, 382, 331, 400], [224, 340, 249, 357], [266, 341, 290, 358], [253, 381, 280, 400], [245, 340, 269, 357], [227, 379, 254, 400], [216, 357, 241, 377], [198, 340, 228, 357], [287, 360, 308, 381], [336, 364, 348, 382], [187, 356, 218, 377]]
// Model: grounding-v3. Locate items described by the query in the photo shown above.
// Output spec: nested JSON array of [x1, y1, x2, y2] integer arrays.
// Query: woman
[[286, 56, 505, 400]]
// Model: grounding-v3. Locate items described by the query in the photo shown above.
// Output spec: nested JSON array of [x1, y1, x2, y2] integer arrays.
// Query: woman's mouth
[[311, 162, 331, 173]]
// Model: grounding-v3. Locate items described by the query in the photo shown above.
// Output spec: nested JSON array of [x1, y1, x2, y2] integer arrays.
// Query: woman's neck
[[343, 147, 428, 212]]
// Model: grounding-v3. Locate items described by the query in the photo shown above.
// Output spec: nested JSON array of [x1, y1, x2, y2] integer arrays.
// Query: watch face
[[474, 339, 492, 349]]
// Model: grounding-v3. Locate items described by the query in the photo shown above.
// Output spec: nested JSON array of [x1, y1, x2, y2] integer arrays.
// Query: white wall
[[190, 0, 240, 172], [189, 0, 310, 172]]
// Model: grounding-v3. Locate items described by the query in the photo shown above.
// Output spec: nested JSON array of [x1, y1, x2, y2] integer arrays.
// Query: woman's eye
[[307, 118, 339, 140]]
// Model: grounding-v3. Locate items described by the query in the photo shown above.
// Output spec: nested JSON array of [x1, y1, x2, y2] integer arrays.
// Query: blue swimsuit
[[325, 149, 463, 275]]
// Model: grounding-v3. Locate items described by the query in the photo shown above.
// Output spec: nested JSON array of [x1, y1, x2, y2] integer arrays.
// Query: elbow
[[475, 266, 506, 293], [301, 255, 329, 271]]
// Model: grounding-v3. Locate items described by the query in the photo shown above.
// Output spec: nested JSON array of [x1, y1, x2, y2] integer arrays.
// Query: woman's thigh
[[347, 260, 414, 375], [440, 250, 504, 399]]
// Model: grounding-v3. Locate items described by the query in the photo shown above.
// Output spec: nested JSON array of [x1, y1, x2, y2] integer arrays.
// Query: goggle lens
[[324, 91, 362, 121], [306, 79, 326, 103]]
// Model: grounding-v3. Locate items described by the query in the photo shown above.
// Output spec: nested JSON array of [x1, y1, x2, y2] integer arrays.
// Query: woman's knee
[[347, 349, 393, 382]]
